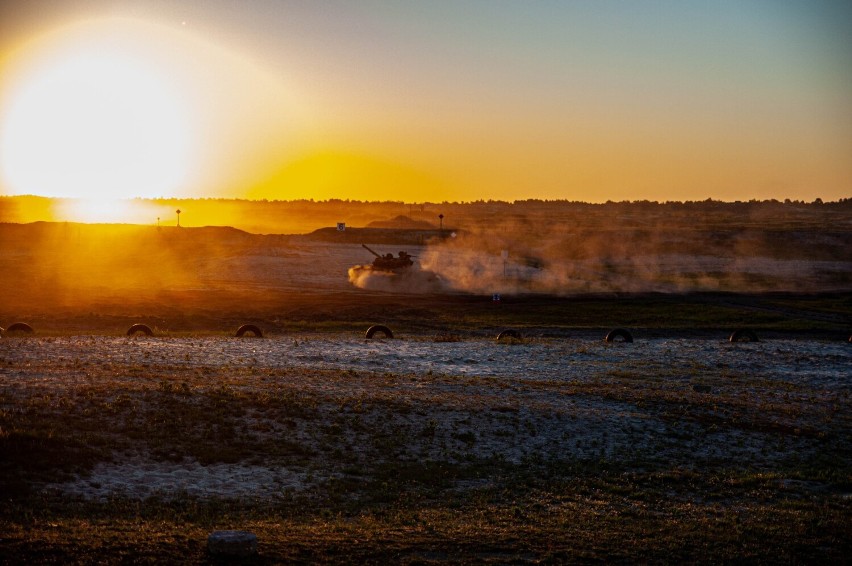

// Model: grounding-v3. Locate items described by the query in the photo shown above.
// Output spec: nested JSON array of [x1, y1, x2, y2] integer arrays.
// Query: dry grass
[[1, 331, 850, 563]]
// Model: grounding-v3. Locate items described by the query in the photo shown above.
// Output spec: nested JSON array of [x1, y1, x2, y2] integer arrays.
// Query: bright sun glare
[[1, 39, 195, 200]]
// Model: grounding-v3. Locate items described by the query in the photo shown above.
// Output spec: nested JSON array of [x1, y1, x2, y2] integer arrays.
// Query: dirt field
[[1, 330, 850, 563], [1, 212, 851, 563], [1, 218, 850, 335]]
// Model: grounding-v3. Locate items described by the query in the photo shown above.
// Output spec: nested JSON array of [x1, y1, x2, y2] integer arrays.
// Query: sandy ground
[[2, 333, 849, 501], [2, 223, 850, 516], [2, 222, 851, 319]]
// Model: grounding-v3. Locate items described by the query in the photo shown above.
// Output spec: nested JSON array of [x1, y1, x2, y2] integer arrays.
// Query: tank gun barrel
[[361, 244, 381, 258]]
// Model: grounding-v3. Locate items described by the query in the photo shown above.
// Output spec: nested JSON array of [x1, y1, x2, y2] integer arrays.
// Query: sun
[[0, 31, 196, 200]]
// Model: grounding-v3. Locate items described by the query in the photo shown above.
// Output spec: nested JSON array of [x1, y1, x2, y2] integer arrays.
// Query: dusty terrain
[[0, 208, 850, 335], [1, 331, 850, 563], [7, 334, 850, 499], [1, 201, 851, 563]]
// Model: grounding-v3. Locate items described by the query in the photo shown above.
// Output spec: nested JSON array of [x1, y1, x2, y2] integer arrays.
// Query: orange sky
[[1, 1, 850, 205]]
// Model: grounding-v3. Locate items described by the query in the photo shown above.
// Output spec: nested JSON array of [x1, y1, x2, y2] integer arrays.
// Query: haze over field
[[1, 0, 851, 212], [1, 199, 849, 315]]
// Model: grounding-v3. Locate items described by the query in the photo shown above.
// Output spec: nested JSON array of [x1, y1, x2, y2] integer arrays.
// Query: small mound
[[366, 325, 394, 339], [729, 329, 759, 343], [127, 324, 153, 336], [366, 215, 436, 230], [496, 329, 522, 341], [207, 531, 258, 558], [605, 328, 634, 343], [235, 324, 263, 338]]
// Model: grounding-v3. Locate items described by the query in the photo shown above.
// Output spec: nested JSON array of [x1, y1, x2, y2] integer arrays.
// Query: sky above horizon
[[1, 0, 850, 204]]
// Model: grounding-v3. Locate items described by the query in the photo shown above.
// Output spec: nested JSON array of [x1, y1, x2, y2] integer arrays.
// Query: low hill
[[366, 215, 436, 230], [306, 226, 455, 245]]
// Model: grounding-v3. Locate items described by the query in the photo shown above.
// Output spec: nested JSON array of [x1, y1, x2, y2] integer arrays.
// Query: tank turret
[[361, 244, 415, 272]]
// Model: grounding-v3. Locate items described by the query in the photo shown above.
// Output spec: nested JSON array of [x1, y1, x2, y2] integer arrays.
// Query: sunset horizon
[[2, 1, 850, 213]]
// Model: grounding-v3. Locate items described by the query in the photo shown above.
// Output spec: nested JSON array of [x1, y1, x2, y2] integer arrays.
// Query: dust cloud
[[417, 218, 851, 295], [0, 222, 276, 312], [347, 265, 445, 293], [2, 200, 849, 307]]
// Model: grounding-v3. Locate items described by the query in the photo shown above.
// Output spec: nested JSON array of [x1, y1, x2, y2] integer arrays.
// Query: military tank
[[360, 244, 415, 272]]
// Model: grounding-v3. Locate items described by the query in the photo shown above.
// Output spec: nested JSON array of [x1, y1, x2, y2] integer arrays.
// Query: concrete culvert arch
[[365, 325, 393, 339], [496, 329, 522, 341], [729, 329, 759, 343], [127, 324, 154, 337], [605, 328, 633, 343], [235, 324, 263, 337], [6, 322, 34, 334]]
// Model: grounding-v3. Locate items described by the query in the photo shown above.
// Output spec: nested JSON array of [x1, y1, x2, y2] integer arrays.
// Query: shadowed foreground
[[1, 330, 849, 564]]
